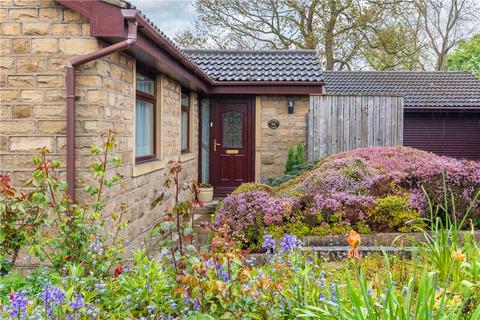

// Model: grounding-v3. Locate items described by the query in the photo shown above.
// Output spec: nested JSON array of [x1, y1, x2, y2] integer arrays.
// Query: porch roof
[[185, 50, 323, 82]]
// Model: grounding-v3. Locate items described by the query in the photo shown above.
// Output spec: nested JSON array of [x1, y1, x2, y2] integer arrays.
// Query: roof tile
[[324, 71, 480, 108], [184, 49, 324, 82]]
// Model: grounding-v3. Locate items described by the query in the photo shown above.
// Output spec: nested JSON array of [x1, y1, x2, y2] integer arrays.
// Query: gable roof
[[324, 71, 480, 108], [185, 49, 323, 82]]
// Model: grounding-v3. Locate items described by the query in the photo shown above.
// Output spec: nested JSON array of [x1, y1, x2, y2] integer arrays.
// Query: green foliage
[[414, 188, 480, 287], [285, 145, 296, 174], [151, 160, 198, 275], [232, 183, 273, 195], [367, 195, 423, 232], [1, 130, 126, 278], [297, 259, 476, 319], [284, 144, 305, 175], [296, 143, 305, 166], [28, 131, 126, 276], [0, 173, 47, 274], [446, 34, 480, 77], [285, 222, 310, 237], [267, 160, 319, 187]]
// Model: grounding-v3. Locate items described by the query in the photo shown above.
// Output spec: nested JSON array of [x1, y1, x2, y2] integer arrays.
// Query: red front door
[[210, 97, 255, 196]]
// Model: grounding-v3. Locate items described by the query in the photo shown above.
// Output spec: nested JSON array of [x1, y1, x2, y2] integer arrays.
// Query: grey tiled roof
[[324, 71, 480, 108], [184, 49, 323, 82]]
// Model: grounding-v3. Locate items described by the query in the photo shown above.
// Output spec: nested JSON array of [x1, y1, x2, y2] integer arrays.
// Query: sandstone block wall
[[257, 95, 309, 179], [0, 0, 199, 254]]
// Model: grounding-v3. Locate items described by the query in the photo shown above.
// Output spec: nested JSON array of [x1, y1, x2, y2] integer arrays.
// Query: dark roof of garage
[[184, 49, 324, 82], [324, 71, 480, 108]]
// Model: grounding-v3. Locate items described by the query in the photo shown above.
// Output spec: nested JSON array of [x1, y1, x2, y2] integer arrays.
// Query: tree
[[446, 34, 480, 77], [175, 0, 378, 70], [415, 0, 479, 70], [176, 0, 479, 71], [360, 1, 429, 70]]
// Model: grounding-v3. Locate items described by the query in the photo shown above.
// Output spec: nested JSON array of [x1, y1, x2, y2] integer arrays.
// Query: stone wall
[[256, 95, 309, 179], [0, 0, 199, 254]]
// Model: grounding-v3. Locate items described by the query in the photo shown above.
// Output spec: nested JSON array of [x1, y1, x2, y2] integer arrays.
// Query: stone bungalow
[[1, 0, 480, 250]]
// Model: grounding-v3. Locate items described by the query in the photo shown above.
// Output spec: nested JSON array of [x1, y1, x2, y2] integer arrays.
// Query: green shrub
[[285, 144, 306, 174], [329, 221, 352, 234], [367, 195, 423, 232], [267, 160, 319, 188], [232, 183, 273, 195], [285, 145, 296, 174], [285, 222, 310, 237], [310, 223, 331, 236], [296, 143, 305, 166], [265, 224, 285, 239], [354, 221, 371, 234]]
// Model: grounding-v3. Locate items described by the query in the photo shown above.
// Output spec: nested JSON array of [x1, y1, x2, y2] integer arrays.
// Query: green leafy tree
[[446, 34, 480, 77]]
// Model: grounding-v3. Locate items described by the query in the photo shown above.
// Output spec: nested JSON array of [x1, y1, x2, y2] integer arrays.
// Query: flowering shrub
[[214, 191, 300, 246], [215, 147, 480, 247], [300, 146, 480, 218]]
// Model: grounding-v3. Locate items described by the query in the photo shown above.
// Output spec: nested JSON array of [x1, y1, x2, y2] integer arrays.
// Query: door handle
[[213, 138, 221, 152]]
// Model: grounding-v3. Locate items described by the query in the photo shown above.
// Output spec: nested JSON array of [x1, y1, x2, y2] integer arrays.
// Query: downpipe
[[65, 15, 137, 202]]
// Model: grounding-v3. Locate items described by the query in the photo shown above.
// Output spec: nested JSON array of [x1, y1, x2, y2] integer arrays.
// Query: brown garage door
[[404, 112, 480, 160]]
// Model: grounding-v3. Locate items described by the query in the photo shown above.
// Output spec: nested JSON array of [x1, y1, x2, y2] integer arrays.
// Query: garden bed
[[214, 146, 480, 250]]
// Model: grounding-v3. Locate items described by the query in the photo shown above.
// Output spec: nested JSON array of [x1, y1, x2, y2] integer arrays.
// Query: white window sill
[[180, 152, 196, 163], [132, 159, 165, 177]]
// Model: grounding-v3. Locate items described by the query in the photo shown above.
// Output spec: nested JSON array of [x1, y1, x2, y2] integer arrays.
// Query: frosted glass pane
[[222, 111, 242, 147]]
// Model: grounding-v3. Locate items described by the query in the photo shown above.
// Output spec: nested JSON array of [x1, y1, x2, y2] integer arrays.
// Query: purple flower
[[402, 286, 408, 297], [40, 284, 65, 317], [221, 270, 230, 282], [280, 234, 303, 253], [8, 290, 28, 318], [69, 294, 84, 310], [262, 234, 276, 253]]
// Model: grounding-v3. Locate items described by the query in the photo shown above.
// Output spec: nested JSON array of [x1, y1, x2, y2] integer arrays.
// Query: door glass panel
[[222, 111, 242, 147]]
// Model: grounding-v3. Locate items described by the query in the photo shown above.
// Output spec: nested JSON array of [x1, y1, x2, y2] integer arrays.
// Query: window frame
[[181, 87, 190, 154], [135, 70, 157, 164]]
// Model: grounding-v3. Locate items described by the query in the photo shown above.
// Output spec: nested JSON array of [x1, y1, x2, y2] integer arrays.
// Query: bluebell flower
[[221, 270, 230, 282], [280, 234, 303, 253], [69, 294, 84, 310], [8, 290, 29, 318], [40, 284, 65, 317], [318, 293, 325, 301], [262, 234, 276, 253]]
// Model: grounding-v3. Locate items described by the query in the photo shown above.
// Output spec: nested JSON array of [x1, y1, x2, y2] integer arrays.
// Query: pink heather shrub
[[214, 191, 300, 236], [301, 146, 480, 218], [215, 147, 479, 246], [312, 192, 375, 224]]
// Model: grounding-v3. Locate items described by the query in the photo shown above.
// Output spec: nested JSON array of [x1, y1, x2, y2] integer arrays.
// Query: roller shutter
[[404, 112, 480, 160]]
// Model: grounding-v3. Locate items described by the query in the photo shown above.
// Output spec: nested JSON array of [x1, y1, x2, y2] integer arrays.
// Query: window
[[135, 72, 156, 163], [181, 88, 190, 153]]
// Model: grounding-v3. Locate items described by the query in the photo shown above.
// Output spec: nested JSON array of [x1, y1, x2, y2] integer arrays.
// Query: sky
[[128, 0, 197, 38]]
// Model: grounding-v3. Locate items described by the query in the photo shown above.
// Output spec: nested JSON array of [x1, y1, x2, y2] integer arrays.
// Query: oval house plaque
[[268, 119, 280, 129]]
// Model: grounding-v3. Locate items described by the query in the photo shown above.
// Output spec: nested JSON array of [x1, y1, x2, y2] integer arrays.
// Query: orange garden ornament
[[347, 230, 361, 260]]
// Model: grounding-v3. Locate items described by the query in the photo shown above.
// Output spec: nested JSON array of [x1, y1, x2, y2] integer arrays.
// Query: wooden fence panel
[[307, 95, 404, 161]]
